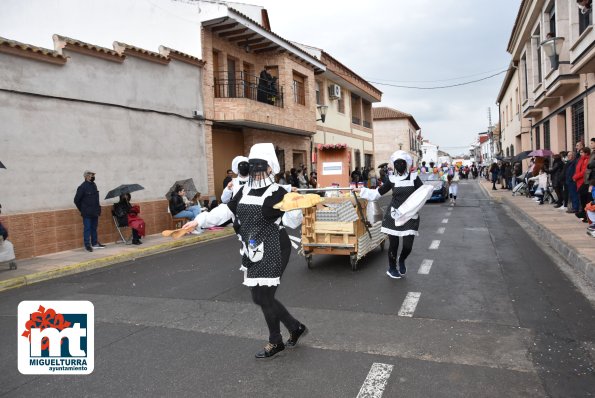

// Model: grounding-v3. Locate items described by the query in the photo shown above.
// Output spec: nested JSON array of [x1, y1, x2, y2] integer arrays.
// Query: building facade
[[0, 35, 206, 259], [501, 0, 595, 157], [372, 107, 421, 168]]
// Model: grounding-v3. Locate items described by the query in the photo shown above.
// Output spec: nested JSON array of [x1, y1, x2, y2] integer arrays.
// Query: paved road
[[1, 180, 594, 397]]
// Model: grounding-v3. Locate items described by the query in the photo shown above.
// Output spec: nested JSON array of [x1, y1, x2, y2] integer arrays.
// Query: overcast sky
[[1, 0, 520, 156]]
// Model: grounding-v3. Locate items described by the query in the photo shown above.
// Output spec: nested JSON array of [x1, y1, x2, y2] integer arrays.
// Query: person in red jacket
[[573, 147, 592, 220]]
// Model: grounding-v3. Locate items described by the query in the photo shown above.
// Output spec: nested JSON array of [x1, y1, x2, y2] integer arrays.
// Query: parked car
[[419, 173, 448, 202]]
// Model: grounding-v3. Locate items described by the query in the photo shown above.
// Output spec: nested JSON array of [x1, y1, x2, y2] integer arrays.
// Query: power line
[[369, 69, 510, 90], [366, 66, 509, 84]]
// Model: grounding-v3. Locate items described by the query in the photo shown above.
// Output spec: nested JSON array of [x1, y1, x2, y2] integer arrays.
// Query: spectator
[[576, 140, 585, 158], [222, 169, 234, 190], [489, 162, 500, 190], [586, 138, 595, 186], [114, 193, 146, 245], [573, 147, 592, 221], [309, 171, 318, 188], [289, 168, 299, 188], [586, 178, 595, 237], [368, 167, 378, 188], [512, 162, 522, 188], [169, 185, 202, 228], [74, 170, 105, 252], [503, 162, 513, 189], [276, 172, 287, 185], [550, 154, 565, 208], [351, 167, 361, 183], [362, 167, 369, 186], [529, 167, 549, 205], [565, 151, 579, 213], [284, 171, 291, 187], [297, 168, 309, 189], [0, 203, 16, 266]]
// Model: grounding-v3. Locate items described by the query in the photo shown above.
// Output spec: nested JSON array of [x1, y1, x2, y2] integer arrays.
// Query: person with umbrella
[[74, 170, 105, 252], [113, 193, 145, 245], [183, 143, 307, 359], [169, 184, 202, 233]]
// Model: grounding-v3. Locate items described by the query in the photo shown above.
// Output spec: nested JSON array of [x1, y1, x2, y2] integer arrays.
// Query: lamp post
[[316, 105, 328, 123], [540, 36, 564, 70]]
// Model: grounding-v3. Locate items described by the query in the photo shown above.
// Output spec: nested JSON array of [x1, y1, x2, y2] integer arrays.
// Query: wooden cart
[[300, 190, 386, 271]]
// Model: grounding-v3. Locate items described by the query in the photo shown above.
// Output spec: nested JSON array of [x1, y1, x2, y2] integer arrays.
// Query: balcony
[[212, 70, 316, 135], [352, 116, 361, 125], [214, 71, 284, 108]]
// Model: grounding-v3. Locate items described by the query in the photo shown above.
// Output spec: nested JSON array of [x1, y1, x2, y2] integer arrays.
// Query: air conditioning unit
[[328, 84, 341, 100]]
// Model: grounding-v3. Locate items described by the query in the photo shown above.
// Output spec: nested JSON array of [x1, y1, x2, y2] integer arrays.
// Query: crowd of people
[[485, 139, 595, 237]]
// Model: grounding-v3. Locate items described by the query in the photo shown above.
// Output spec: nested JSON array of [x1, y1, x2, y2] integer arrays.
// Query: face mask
[[90, 176, 95, 182], [238, 162, 250, 177], [394, 159, 407, 174]]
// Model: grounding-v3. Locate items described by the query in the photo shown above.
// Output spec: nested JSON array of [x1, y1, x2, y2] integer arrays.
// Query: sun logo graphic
[[18, 301, 94, 375]]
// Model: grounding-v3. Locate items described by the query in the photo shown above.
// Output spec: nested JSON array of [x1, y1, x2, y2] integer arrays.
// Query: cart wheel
[[305, 254, 313, 269], [380, 240, 385, 252], [350, 253, 358, 271], [9, 261, 17, 270]]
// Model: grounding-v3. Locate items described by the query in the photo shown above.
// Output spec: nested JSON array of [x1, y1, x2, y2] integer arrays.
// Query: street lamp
[[316, 105, 328, 123], [541, 36, 564, 69]]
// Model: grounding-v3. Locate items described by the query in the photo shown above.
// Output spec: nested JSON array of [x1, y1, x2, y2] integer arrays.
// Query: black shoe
[[398, 260, 407, 276], [286, 324, 308, 348], [386, 267, 401, 279], [255, 342, 285, 359], [85, 245, 93, 252], [492, 187, 497, 190], [132, 240, 141, 245], [553, 204, 562, 208], [92, 243, 106, 249]]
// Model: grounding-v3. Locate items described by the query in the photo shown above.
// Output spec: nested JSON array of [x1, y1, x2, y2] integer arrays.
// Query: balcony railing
[[214, 71, 284, 108], [352, 116, 361, 125]]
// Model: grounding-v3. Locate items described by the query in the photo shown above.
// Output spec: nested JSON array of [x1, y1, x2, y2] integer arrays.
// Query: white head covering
[[231, 156, 249, 174], [389, 150, 413, 169], [248, 143, 280, 174]]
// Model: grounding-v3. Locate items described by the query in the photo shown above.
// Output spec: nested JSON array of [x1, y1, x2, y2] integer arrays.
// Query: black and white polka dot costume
[[230, 183, 288, 286]]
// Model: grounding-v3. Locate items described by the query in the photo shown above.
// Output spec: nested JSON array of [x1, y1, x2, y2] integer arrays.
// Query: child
[[586, 179, 595, 237], [447, 172, 460, 205]]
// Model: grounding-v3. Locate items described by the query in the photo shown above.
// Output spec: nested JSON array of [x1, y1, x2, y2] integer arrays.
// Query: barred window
[[535, 125, 541, 150], [572, 100, 585, 146], [543, 120, 550, 150]]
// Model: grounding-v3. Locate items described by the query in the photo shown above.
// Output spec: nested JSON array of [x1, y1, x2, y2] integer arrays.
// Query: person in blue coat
[[74, 170, 105, 252]]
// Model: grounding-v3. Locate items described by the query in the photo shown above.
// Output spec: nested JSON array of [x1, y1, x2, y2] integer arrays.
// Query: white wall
[[373, 119, 413, 167], [421, 143, 438, 164], [0, 45, 206, 213]]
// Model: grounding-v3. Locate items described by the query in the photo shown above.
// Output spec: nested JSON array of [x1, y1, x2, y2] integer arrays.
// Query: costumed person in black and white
[[220, 156, 249, 204], [358, 151, 433, 279], [183, 143, 307, 359]]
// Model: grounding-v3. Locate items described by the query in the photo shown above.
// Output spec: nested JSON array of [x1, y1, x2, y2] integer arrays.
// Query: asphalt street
[[1, 180, 594, 397]]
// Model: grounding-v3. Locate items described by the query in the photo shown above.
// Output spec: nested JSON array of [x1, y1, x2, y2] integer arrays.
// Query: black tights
[[388, 235, 415, 268], [251, 285, 300, 344]]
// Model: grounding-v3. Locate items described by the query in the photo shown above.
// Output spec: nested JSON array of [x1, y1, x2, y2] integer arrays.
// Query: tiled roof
[[158, 46, 205, 67], [0, 37, 66, 64], [53, 34, 124, 60], [113, 41, 169, 63], [373, 107, 420, 130]]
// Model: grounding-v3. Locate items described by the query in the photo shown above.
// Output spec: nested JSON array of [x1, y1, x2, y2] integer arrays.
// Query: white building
[[421, 141, 439, 165]]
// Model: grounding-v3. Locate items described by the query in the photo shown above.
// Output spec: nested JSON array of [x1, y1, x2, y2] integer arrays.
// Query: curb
[[0, 228, 235, 293], [477, 181, 595, 285]]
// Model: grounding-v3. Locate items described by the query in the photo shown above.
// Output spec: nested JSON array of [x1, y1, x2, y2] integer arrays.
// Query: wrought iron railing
[[352, 116, 361, 125], [214, 70, 284, 108]]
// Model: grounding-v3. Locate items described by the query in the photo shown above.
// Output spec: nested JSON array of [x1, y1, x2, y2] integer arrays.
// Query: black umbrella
[[377, 163, 388, 169], [0, 160, 5, 169], [513, 150, 532, 162], [105, 184, 144, 200], [165, 178, 197, 200]]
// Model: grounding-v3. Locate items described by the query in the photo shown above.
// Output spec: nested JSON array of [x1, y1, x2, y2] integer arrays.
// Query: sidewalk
[[477, 178, 595, 285], [0, 227, 235, 292]]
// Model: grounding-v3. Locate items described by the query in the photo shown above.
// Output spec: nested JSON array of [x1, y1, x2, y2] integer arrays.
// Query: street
[[1, 180, 594, 397]]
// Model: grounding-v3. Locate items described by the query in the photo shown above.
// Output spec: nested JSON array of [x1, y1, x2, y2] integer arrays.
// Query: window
[[548, 5, 556, 36], [315, 81, 322, 105], [354, 149, 361, 169], [292, 72, 305, 106], [535, 125, 541, 149], [509, 98, 513, 121], [543, 120, 551, 150], [337, 88, 345, 113], [506, 147, 510, 157], [351, 93, 361, 125], [362, 100, 372, 128], [521, 54, 528, 100], [510, 144, 515, 156], [572, 100, 585, 146], [515, 88, 520, 113], [579, 7, 592, 35]]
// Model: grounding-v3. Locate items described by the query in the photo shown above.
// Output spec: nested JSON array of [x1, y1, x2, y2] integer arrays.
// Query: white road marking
[[436, 227, 446, 234], [398, 292, 421, 317], [418, 259, 433, 274], [429, 240, 440, 250], [356, 363, 394, 398], [441, 218, 449, 224], [288, 235, 301, 243], [446, 212, 451, 217]]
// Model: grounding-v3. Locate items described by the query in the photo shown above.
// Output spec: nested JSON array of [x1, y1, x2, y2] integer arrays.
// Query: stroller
[[512, 171, 533, 197]]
